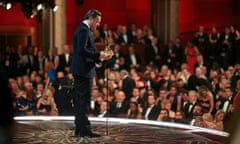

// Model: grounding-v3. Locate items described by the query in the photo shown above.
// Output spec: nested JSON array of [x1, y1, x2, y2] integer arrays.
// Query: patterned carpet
[[12, 117, 228, 144]]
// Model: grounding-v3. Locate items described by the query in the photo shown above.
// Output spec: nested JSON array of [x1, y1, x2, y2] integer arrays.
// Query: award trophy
[[103, 45, 114, 57], [103, 38, 114, 57]]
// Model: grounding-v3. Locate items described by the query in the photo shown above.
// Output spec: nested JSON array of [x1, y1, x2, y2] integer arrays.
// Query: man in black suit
[[145, 37, 161, 66], [70, 9, 111, 138], [57, 44, 72, 74], [32, 50, 45, 75], [187, 67, 211, 91], [142, 95, 161, 120], [119, 70, 136, 101], [163, 41, 178, 71], [221, 87, 234, 113], [194, 26, 209, 56], [117, 25, 132, 45], [109, 90, 129, 117], [96, 101, 110, 118], [125, 45, 141, 71], [183, 90, 199, 121]]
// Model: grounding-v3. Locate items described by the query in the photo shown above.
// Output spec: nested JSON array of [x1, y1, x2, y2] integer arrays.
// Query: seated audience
[[37, 88, 58, 115], [213, 109, 225, 131]]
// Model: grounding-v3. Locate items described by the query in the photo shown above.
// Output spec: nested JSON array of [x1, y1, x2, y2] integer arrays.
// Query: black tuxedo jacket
[[145, 44, 160, 65], [187, 75, 211, 91], [142, 104, 161, 120], [219, 96, 234, 110], [183, 101, 199, 120], [122, 76, 136, 101], [125, 53, 141, 71], [109, 101, 129, 117], [70, 23, 100, 78], [117, 33, 132, 44], [57, 53, 72, 72]]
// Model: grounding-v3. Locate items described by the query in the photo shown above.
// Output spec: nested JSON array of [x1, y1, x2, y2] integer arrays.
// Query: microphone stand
[[106, 68, 109, 136], [103, 38, 112, 137]]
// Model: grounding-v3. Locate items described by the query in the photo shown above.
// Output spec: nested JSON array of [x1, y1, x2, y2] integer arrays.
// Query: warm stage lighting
[[3, 0, 12, 10], [1, 0, 58, 18], [52, 4, 58, 12], [36, 3, 43, 11], [5, 2, 12, 10]]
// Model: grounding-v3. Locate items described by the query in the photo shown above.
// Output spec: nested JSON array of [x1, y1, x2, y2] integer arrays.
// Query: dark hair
[[84, 9, 101, 19]]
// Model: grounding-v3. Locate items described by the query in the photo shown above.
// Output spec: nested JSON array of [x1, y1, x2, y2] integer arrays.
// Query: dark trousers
[[73, 76, 93, 135]]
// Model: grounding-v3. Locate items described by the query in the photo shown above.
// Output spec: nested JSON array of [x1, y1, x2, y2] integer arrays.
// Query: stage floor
[[13, 116, 229, 144]]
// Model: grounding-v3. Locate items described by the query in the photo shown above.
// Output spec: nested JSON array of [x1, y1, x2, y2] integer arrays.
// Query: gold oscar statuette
[[104, 45, 114, 57]]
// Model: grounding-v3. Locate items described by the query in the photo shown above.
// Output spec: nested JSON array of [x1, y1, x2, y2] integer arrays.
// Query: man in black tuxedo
[[221, 87, 234, 113], [194, 26, 209, 56], [109, 90, 129, 117], [163, 41, 178, 71], [145, 37, 161, 66], [96, 101, 110, 118], [119, 70, 136, 101], [183, 90, 199, 121], [117, 25, 132, 45], [125, 45, 141, 71], [142, 95, 161, 120], [32, 50, 45, 75], [57, 44, 72, 74], [70, 9, 112, 138], [187, 67, 211, 91]]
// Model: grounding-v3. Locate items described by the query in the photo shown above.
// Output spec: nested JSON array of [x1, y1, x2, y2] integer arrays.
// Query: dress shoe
[[86, 132, 101, 138]]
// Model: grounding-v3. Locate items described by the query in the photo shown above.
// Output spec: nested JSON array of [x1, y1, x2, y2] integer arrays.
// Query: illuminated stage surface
[[13, 116, 229, 144]]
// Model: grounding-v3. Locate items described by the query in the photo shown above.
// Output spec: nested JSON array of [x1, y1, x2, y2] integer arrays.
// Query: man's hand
[[99, 51, 112, 61]]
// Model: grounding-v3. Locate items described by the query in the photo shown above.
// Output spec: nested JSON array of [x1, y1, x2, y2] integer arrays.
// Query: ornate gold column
[[37, 9, 51, 54], [36, 0, 66, 54], [169, 0, 179, 41], [53, 0, 66, 54], [151, 0, 179, 44]]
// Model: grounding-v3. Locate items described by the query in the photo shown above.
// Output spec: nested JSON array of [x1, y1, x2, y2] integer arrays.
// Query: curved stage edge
[[13, 116, 229, 144]]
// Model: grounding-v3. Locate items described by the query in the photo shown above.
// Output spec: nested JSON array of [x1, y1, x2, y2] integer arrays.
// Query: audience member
[[142, 94, 161, 120], [184, 40, 200, 74], [213, 109, 225, 131], [37, 88, 58, 115], [197, 85, 214, 114], [96, 101, 110, 118], [183, 90, 199, 121], [110, 90, 129, 117]]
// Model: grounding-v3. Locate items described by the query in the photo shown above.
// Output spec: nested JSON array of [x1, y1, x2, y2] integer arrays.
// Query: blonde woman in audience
[[37, 88, 58, 115], [8, 78, 20, 100], [198, 85, 214, 114], [202, 113, 217, 129], [193, 116, 204, 127], [213, 110, 225, 131], [161, 99, 175, 119]]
